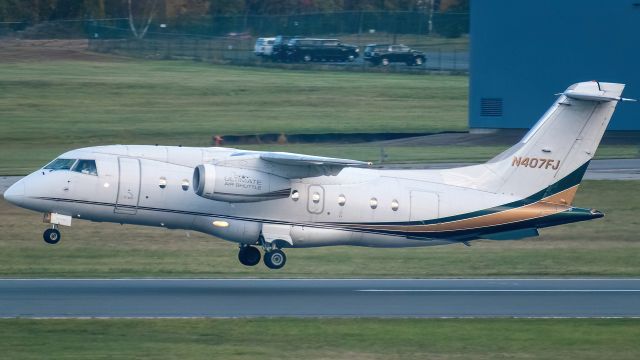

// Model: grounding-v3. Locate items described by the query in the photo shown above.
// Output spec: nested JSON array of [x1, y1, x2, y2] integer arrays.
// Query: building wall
[[470, 0, 639, 130]]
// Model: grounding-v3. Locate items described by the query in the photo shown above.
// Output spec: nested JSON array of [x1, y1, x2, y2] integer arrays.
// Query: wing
[[216, 150, 371, 178]]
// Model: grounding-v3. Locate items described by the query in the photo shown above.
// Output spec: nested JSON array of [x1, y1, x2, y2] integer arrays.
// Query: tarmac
[[1, 279, 639, 318]]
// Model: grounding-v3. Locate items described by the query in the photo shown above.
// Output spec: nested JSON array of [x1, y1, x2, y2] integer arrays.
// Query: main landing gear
[[264, 249, 286, 269], [43, 225, 61, 245], [238, 245, 261, 266], [238, 243, 287, 270]]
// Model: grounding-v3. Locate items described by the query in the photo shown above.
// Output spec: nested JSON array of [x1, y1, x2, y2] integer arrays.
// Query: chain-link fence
[[3, 11, 469, 72]]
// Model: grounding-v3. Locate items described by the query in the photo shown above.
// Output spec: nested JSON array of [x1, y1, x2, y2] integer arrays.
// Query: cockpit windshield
[[44, 158, 76, 170], [72, 160, 98, 176], [43, 158, 98, 176]]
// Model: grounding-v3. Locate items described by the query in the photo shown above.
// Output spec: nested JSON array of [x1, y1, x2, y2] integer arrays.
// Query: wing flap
[[259, 152, 371, 167]]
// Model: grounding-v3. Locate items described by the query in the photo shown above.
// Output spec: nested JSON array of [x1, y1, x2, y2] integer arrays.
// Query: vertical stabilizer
[[482, 81, 626, 202]]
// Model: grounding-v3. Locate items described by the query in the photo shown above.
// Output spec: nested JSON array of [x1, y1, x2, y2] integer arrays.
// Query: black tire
[[264, 249, 286, 270], [238, 246, 261, 266], [43, 228, 61, 245]]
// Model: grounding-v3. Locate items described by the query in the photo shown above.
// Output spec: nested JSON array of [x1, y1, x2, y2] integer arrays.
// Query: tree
[[432, 0, 468, 38], [127, 0, 158, 39]]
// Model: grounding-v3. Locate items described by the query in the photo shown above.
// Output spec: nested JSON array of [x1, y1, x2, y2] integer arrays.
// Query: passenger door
[[114, 157, 141, 215]]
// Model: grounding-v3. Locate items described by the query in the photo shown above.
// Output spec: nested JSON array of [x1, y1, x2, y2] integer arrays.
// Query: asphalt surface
[[582, 159, 640, 180], [1, 279, 639, 318], [329, 50, 469, 71]]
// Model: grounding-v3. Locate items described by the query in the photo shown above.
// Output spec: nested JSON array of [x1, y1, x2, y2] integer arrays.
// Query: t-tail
[[478, 81, 632, 210]]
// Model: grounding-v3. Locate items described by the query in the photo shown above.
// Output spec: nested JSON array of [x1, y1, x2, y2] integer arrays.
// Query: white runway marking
[[357, 289, 640, 292], [3, 278, 640, 281], [2, 279, 639, 318]]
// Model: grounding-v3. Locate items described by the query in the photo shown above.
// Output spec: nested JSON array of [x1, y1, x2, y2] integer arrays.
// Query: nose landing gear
[[42, 213, 71, 245], [43, 226, 61, 245]]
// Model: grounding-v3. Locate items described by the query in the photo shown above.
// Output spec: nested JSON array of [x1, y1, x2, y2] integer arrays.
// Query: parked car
[[363, 44, 426, 66], [254, 37, 276, 56], [268, 35, 297, 62], [286, 38, 359, 62]]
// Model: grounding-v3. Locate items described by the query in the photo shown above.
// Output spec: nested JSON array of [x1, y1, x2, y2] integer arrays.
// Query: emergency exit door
[[307, 185, 325, 214], [115, 157, 141, 214]]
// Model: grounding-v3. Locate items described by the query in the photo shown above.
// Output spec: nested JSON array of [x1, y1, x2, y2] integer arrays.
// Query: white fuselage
[[11, 145, 520, 248]]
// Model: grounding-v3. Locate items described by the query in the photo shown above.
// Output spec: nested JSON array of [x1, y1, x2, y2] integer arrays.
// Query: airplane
[[3, 81, 634, 269]]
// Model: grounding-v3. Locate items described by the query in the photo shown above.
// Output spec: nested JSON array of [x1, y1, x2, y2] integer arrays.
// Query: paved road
[[1, 279, 639, 318], [329, 50, 469, 71], [582, 159, 640, 180], [1, 159, 639, 194]]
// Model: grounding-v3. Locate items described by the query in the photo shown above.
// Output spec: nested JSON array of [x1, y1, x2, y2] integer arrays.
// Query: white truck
[[253, 37, 276, 57]]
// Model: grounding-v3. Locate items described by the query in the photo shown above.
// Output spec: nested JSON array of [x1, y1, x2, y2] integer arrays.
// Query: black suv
[[286, 38, 359, 63], [364, 44, 426, 66], [269, 35, 296, 62]]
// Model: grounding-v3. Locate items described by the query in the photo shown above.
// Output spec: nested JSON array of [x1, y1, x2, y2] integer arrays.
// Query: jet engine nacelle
[[193, 164, 291, 203]]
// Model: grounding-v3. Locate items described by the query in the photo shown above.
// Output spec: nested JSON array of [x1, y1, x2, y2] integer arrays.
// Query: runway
[[1, 279, 639, 318]]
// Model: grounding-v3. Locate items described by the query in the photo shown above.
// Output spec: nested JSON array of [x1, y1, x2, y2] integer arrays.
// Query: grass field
[[1, 58, 636, 175], [1, 318, 639, 359], [1, 180, 638, 278], [0, 59, 468, 174]]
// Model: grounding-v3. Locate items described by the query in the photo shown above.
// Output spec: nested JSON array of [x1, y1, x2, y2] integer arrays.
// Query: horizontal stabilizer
[[480, 228, 539, 240], [559, 81, 635, 102]]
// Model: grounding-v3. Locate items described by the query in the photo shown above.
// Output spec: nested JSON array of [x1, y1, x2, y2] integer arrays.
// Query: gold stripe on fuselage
[[334, 186, 579, 233]]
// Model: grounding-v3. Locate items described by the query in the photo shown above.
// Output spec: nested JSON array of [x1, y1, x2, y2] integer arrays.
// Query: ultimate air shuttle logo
[[224, 172, 264, 190]]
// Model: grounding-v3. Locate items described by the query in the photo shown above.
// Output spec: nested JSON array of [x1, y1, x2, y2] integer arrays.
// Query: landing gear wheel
[[43, 228, 61, 245], [264, 249, 286, 269], [238, 246, 261, 266]]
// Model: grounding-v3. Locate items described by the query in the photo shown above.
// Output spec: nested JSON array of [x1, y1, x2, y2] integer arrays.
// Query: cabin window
[[312, 192, 321, 203], [181, 179, 190, 191], [391, 199, 399, 211], [338, 194, 346, 206], [159, 177, 167, 189], [291, 190, 300, 201], [72, 160, 98, 176], [44, 158, 77, 171], [369, 197, 378, 209]]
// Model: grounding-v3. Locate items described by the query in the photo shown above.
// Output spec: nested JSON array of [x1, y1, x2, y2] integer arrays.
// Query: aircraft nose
[[3, 179, 25, 206]]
